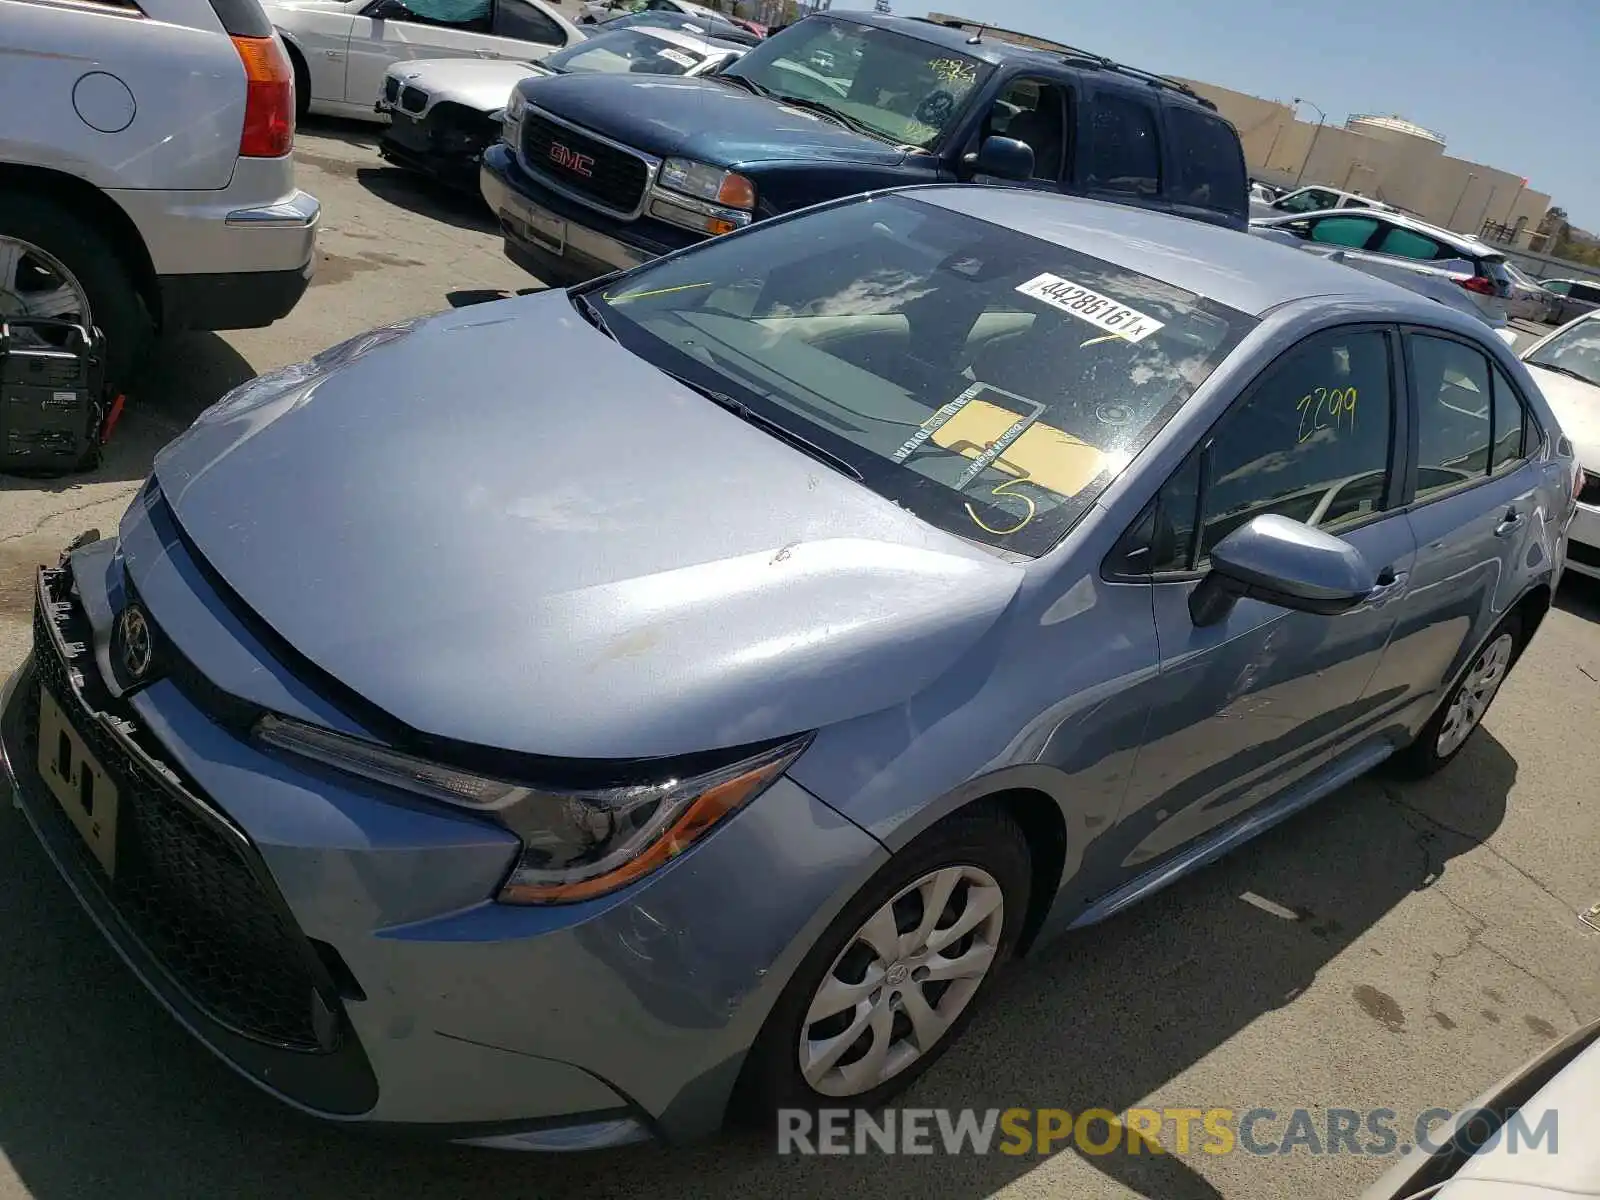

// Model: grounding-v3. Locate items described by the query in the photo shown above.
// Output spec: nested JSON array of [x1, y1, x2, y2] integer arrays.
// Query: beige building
[[1178, 81, 1550, 242], [922, 14, 1550, 243]]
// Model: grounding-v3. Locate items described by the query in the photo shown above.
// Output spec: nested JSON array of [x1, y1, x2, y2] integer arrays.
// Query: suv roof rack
[[904, 16, 1219, 112]]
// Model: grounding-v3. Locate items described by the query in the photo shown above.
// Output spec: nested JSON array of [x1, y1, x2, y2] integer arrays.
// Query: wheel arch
[[0, 161, 161, 328]]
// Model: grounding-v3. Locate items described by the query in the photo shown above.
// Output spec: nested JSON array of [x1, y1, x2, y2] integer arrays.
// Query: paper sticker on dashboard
[[1015, 273, 1166, 343], [657, 48, 698, 68]]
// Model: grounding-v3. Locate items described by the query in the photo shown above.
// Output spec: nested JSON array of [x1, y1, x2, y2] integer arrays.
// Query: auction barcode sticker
[[1015, 273, 1166, 343], [657, 48, 698, 68]]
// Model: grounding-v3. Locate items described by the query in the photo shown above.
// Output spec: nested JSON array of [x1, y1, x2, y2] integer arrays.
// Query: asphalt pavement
[[0, 125, 1597, 1200]]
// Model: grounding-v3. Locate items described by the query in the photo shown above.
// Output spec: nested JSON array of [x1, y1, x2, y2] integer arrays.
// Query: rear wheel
[[1394, 613, 1521, 777], [0, 193, 151, 392], [738, 804, 1031, 1116]]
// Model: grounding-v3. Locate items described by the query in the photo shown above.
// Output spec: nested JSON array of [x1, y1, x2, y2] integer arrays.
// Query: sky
[[830, 0, 1598, 230]]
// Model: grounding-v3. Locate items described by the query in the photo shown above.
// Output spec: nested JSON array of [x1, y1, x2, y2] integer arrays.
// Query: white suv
[[1, 0, 319, 389]]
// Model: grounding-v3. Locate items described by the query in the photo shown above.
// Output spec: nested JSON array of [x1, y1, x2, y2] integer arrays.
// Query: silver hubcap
[[0, 237, 91, 326], [798, 864, 1004, 1098], [1436, 632, 1513, 757]]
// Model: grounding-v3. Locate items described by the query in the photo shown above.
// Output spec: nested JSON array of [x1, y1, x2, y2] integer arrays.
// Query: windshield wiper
[[713, 73, 771, 97], [572, 292, 614, 340], [765, 93, 895, 143], [664, 372, 863, 482], [1529, 360, 1600, 388]]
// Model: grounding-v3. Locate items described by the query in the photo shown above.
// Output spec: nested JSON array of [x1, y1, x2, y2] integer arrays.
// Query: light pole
[[1446, 173, 1477, 229], [1292, 97, 1326, 188]]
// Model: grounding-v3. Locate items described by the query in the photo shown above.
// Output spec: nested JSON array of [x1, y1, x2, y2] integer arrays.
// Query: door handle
[[1495, 509, 1526, 538], [1365, 568, 1408, 604]]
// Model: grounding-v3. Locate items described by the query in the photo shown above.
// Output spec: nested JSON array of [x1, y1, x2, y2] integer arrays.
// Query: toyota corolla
[[0, 186, 1577, 1149]]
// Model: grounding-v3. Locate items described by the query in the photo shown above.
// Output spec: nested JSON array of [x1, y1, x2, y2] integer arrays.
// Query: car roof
[[907, 186, 1439, 317], [822, 11, 1219, 112], [627, 24, 726, 54]]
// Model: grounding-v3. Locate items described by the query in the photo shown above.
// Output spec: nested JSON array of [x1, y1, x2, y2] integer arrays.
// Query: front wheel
[[1394, 613, 1521, 777], [738, 804, 1032, 1116]]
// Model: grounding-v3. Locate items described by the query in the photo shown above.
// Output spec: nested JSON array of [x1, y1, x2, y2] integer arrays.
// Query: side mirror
[[962, 135, 1034, 182], [1189, 514, 1375, 627]]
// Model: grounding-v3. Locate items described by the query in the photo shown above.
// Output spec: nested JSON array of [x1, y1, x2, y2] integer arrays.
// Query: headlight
[[255, 714, 811, 904], [657, 158, 755, 209], [193, 318, 427, 425]]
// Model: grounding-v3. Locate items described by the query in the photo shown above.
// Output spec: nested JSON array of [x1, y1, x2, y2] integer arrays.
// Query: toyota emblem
[[117, 604, 154, 681]]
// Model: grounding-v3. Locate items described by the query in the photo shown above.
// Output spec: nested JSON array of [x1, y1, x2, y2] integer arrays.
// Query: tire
[[1392, 611, 1523, 779], [0, 191, 152, 392], [737, 803, 1032, 1119], [286, 42, 311, 124]]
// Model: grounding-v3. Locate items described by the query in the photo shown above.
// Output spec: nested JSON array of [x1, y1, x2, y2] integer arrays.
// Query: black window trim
[[1102, 321, 1407, 583], [1394, 325, 1545, 513]]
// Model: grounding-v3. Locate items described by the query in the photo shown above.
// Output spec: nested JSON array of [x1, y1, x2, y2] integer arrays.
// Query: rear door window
[[1165, 105, 1246, 213], [1084, 92, 1161, 196], [493, 0, 566, 42], [1376, 226, 1451, 261], [1409, 334, 1493, 497], [1308, 216, 1381, 248], [1489, 364, 1531, 474]]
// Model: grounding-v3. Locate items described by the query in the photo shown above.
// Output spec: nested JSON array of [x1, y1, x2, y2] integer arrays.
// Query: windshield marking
[[604, 281, 715, 305], [1016, 273, 1167, 343]]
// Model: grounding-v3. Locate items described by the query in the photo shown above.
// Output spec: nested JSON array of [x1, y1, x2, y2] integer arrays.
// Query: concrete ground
[[1, 125, 1597, 1200]]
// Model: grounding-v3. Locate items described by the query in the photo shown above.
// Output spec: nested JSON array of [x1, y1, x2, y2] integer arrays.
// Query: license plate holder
[[36, 687, 119, 878], [523, 208, 567, 256]]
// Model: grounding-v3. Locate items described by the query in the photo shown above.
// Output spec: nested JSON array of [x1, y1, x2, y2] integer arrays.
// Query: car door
[[1076, 86, 1164, 215], [973, 74, 1074, 189], [1104, 325, 1415, 881], [276, 4, 363, 106], [1363, 329, 1547, 710], [344, 0, 569, 104]]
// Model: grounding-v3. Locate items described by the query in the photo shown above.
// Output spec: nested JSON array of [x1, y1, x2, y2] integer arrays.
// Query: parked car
[[1, 0, 318, 392], [377, 27, 745, 188], [267, 0, 584, 122], [1363, 1017, 1600, 1199], [1504, 260, 1561, 323], [2, 186, 1573, 1147], [1518, 311, 1600, 580], [1249, 179, 1281, 205], [1539, 278, 1600, 326], [481, 11, 1250, 287], [579, 0, 749, 33], [1252, 208, 1515, 331], [1250, 184, 1397, 220], [591, 6, 762, 46]]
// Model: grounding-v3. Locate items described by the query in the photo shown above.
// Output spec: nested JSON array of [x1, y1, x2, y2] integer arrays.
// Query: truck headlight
[[657, 158, 756, 209], [255, 714, 811, 904], [652, 158, 755, 235], [501, 89, 528, 144]]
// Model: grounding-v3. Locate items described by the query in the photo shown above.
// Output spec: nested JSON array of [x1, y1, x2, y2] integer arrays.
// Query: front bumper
[[378, 108, 496, 192], [480, 143, 695, 286], [1564, 500, 1600, 579], [0, 524, 886, 1141]]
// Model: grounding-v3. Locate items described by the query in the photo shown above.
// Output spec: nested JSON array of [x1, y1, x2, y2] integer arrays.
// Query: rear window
[[590, 195, 1254, 556], [1165, 105, 1247, 214], [1482, 257, 1514, 286]]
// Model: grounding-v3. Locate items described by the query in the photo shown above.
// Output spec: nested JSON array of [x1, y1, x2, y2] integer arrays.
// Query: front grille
[[23, 572, 338, 1053], [399, 85, 427, 115], [520, 111, 649, 215], [383, 75, 400, 106]]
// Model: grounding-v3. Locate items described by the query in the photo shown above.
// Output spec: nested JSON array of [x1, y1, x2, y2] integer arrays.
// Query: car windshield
[[588, 195, 1253, 556], [721, 18, 988, 149], [546, 29, 710, 74], [1525, 319, 1600, 389]]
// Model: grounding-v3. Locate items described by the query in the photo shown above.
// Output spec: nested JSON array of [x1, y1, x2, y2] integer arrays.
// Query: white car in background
[[267, 0, 584, 122], [1504, 261, 1561, 323], [376, 24, 744, 187], [1518, 311, 1600, 580]]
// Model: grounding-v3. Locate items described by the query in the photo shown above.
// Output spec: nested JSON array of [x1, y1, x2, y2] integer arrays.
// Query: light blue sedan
[[0, 185, 1581, 1148]]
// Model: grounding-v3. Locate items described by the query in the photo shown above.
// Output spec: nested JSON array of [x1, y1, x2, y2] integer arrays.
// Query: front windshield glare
[[723, 18, 986, 149], [548, 30, 705, 75], [592, 195, 1252, 557], [1526, 319, 1600, 389]]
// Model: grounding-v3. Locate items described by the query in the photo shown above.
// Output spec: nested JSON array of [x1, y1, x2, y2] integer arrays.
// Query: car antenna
[[966, 24, 985, 43]]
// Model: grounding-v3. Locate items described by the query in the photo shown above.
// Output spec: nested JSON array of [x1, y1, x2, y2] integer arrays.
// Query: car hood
[[1523, 363, 1600, 466], [399, 58, 549, 111], [148, 293, 1023, 760], [516, 73, 912, 166]]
